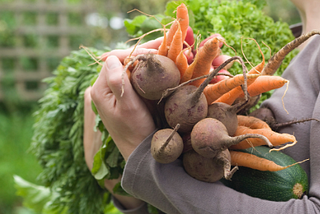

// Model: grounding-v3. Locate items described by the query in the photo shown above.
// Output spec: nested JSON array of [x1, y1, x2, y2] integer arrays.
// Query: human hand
[[83, 87, 146, 210], [83, 87, 103, 171], [90, 40, 161, 161], [99, 37, 163, 62]]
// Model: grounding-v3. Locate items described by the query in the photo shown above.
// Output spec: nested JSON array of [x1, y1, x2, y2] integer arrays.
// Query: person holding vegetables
[[84, 0, 320, 213]]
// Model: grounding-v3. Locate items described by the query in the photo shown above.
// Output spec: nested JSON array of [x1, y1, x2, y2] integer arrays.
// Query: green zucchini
[[221, 146, 309, 201]]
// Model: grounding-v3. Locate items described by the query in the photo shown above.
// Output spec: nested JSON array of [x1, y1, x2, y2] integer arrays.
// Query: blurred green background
[[0, 0, 300, 213]]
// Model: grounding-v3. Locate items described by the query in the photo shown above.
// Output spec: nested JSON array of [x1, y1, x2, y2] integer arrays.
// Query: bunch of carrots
[[100, 3, 317, 180]]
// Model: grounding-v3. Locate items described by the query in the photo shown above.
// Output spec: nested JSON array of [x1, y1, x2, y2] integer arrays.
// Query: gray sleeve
[[112, 196, 150, 214], [121, 36, 320, 214], [122, 132, 319, 214]]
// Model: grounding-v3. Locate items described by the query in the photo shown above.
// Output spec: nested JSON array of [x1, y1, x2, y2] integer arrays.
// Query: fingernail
[[106, 55, 122, 70]]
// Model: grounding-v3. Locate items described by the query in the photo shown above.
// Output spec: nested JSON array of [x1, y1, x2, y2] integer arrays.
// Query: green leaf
[[113, 182, 130, 196], [91, 143, 109, 176], [106, 145, 120, 168], [14, 175, 52, 213], [124, 15, 147, 36]]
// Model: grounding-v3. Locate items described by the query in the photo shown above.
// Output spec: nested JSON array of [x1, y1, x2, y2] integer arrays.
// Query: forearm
[[122, 132, 320, 214]]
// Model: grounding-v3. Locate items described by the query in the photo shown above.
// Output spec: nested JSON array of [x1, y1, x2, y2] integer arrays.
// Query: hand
[[84, 87, 145, 210], [99, 37, 163, 62], [90, 40, 161, 161], [83, 87, 102, 171]]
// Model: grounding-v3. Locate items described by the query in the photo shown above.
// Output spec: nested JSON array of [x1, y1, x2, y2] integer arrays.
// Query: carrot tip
[[269, 140, 297, 152]]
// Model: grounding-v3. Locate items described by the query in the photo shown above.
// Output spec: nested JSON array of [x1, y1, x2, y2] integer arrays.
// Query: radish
[[129, 54, 181, 100], [190, 118, 273, 159], [183, 26, 195, 49], [199, 34, 224, 49], [209, 69, 231, 84], [184, 48, 194, 64], [212, 55, 235, 70]]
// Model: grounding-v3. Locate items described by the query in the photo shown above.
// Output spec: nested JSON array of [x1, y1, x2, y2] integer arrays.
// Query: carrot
[[176, 3, 189, 42], [166, 3, 189, 47], [229, 125, 296, 150], [167, 22, 183, 63], [204, 73, 260, 105], [230, 150, 300, 171], [262, 30, 320, 75], [238, 75, 288, 98], [237, 115, 271, 130], [180, 57, 196, 83], [175, 48, 189, 79], [185, 37, 221, 87], [214, 41, 265, 105], [166, 20, 178, 48], [213, 74, 259, 105], [157, 24, 168, 56]]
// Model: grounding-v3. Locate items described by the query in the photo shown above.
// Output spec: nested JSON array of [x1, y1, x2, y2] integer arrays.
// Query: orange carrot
[[213, 74, 259, 105], [167, 22, 183, 63], [237, 115, 271, 130], [166, 20, 178, 48], [238, 75, 288, 98], [157, 24, 168, 56], [204, 73, 260, 105], [166, 3, 189, 47], [262, 30, 320, 75], [180, 56, 196, 83], [168, 4, 189, 45], [175, 48, 189, 79], [229, 125, 296, 150], [184, 37, 220, 87], [176, 3, 189, 42], [215, 40, 265, 105], [230, 150, 296, 171]]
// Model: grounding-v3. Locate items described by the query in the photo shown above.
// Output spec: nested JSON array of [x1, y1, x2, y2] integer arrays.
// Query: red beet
[[130, 54, 180, 100]]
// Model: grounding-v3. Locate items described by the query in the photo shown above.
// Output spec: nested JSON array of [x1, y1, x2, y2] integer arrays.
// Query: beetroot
[[130, 54, 181, 100], [206, 102, 248, 136], [151, 124, 183, 164], [164, 84, 208, 133], [191, 118, 272, 158], [182, 149, 238, 183]]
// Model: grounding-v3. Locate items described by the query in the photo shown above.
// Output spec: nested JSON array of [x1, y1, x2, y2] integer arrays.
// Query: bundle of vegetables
[[28, 0, 311, 213], [121, 2, 313, 200]]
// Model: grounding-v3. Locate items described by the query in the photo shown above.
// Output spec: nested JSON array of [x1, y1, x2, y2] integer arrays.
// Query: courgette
[[221, 146, 309, 201]]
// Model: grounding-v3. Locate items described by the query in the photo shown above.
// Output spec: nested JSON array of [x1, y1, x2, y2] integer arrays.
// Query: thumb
[[105, 55, 128, 99]]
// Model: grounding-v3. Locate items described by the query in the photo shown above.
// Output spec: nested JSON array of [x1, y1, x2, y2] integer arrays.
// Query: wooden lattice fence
[[0, 0, 95, 101]]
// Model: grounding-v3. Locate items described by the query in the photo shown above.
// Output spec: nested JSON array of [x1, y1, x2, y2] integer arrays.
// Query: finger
[[99, 48, 158, 62], [137, 37, 164, 49], [104, 55, 128, 99], [90, 59, 115, 107]]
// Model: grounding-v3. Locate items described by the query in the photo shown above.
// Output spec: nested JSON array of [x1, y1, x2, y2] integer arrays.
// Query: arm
[[122, 134, 319, 214], [89, 36, 320, 213], [121, 38, 320, 213], [84, 39, 163, 212], [84, 87, 146, 211]]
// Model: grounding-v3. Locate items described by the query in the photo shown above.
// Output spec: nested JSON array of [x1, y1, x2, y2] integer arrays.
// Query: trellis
[[0, 0, 95, 101]]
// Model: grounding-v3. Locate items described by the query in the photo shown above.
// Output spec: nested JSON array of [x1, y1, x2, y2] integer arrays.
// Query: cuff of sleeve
[[121, 130, 157, 198], [112, 196, 149, 214]]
